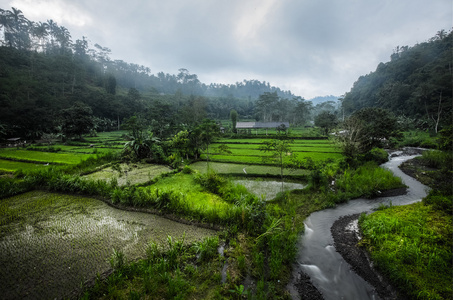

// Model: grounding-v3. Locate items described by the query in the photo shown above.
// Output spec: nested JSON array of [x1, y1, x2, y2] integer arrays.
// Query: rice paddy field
[[232, 179, 306, 201], [204, 138, 342, 165], [0, 130, 342, 298], [190, 161, 310, 177], [84, 163, 172, 186], [0, 131, 126, 173], [0, 191, 216, 299]]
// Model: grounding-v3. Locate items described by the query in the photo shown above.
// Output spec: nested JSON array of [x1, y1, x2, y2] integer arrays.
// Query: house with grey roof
[[235, 122, 289, 135]]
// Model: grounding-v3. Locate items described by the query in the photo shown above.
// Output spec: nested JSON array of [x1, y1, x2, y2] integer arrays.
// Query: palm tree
[[56, 25, 72, 53], [32, 21, 48, 52], [6, 7, 31, 50]]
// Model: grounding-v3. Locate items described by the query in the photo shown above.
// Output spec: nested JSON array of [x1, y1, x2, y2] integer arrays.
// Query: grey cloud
[[1, 0, 451, 98]]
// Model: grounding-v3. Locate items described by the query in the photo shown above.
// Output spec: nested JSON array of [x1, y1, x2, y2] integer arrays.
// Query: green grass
[[0, 159, 53, 173], [203, 152, 342, 164], [0, 131, 125, 172], [359, 202, 452, 299], [206, 138, 343, 165], [333, 162, 406, 199], [146, 173, 234, 219], [0, 148, 94, 165]]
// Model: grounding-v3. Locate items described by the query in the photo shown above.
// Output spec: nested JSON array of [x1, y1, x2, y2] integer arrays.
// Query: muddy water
[[290, 152, 428, 299], [0, 191, 216, 300]]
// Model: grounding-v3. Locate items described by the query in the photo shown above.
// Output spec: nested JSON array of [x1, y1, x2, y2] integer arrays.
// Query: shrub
[[335, 162, 405, 199], [364, 147, 388, 165], [181, 165, 193, 174], [194, 171, 226, 195]]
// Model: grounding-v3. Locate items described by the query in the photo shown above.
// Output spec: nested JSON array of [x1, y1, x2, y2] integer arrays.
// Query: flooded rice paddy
[[234, 179, 306, 201], [84, 163, 172, 186], [0, 191, 216, 299]]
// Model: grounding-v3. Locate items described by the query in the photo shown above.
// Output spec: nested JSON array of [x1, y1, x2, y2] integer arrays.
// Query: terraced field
[[0, 131, 125, 173], [0, 191, 216, 299], [203, 138, 342, 165], [84, 163, 172, 186]]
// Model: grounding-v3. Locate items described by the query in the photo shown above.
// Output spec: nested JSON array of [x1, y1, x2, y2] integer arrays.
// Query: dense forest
[[342, 29, 452, 133]]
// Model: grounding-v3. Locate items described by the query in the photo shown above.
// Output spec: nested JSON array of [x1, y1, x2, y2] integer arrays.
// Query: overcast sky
[[1, 0, 452, 99]]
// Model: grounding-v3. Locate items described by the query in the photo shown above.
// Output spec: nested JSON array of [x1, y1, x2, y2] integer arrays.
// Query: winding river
[[290, 150, 429, 299]]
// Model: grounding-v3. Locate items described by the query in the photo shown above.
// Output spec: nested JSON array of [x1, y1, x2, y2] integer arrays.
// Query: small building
[[5, 137, 26, 147], [236, 122, 290, 135]]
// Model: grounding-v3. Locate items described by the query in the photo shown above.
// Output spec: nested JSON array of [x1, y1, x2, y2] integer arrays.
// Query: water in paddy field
[[289, 150, 429, 300], [233, 179, 306, 201]]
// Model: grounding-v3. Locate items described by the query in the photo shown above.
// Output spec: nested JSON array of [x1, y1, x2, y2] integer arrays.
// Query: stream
[[289, 150, 429, 300]]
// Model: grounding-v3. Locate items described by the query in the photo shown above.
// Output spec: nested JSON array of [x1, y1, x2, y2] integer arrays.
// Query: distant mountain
[[308, 95, 339, 106]]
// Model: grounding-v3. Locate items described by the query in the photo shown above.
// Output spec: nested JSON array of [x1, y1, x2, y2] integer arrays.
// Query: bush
[[193, 171, 226, 195], [181, 165, 193, 174], [364, 148, 388, 165]]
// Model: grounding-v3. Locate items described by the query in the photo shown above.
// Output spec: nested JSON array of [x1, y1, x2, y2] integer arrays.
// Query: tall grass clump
[[420, 150, 452, 170], [334, 161, 405, 200], [359, 203, 452, 299]]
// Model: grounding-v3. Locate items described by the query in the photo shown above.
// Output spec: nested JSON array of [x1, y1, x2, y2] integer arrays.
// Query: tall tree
[[259, 134, 294, 191], [315, 111, 338, 136], [59, 102, 94, 140], [230, 109, 238, 133]]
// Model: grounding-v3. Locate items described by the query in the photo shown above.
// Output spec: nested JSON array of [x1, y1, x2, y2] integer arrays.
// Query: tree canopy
[[342, 30, 452, 132]]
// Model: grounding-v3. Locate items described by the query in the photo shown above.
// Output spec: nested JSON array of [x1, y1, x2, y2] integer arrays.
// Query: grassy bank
[[359, 149, 453, 299], [359, 203, 452, 299]]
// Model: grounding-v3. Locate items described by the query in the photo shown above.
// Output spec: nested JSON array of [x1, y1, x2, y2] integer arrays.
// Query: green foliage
[[342, 30, 452, 132], [421, 149, 452, 170], [334, 161, 405, 199], [193, 236, 219, 262], [423, 190, 453, 214], [437, 124, 453, 151], [364, 147, 388, 165], [59, 102, 95, 140], [230, 109, 238, 133], [194, 171, 227, 195], [335, 108, 399, 158], [359, 203, 452, 299], [109, 248, 126, 270], [392, 130, 437, 148], [314, 111, 338, 136]]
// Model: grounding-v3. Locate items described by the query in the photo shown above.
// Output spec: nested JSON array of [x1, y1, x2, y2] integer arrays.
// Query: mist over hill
[[0, 7, 450, 139]]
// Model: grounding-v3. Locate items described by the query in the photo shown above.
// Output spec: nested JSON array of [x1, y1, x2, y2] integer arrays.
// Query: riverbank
[[331, 214, 399, 299]]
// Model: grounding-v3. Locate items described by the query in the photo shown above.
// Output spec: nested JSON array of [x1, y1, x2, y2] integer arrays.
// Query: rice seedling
[[0, 191, 216, 299]]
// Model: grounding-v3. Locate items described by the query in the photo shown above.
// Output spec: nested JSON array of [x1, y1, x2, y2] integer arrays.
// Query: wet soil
[[331, 214, 398, 300]]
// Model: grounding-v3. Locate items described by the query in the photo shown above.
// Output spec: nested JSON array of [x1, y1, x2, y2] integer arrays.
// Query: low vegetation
[[359, 203, 452, 299], [359, 144, 453, 299], [0, 125, 450, 299]]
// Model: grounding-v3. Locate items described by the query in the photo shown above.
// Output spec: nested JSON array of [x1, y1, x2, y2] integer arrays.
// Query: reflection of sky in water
[[0, 193, 216, 299], [234, 180, 306, 200]]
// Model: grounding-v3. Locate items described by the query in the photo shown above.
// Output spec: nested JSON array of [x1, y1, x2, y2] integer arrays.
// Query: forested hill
[[0, 7, 293, 99], [0, 7, 297, 139], [342, 30, 452, 131]]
